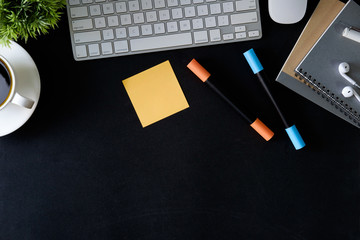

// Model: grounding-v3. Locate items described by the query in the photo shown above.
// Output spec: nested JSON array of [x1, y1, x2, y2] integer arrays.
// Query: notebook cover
[[295, 0, 360, 128], [275, 0, 348, 123]]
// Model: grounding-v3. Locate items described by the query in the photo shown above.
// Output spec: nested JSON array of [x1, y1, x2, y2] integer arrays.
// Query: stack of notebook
[[276, 0, 360, 128]]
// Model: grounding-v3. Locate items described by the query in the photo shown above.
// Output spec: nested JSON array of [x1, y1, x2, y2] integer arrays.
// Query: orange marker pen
[[187, 59, 274, 141]]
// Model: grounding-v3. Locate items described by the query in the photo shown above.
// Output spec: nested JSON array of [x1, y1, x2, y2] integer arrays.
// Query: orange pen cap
[[250, 118, 274, 141], [187, 59, 211, 82]]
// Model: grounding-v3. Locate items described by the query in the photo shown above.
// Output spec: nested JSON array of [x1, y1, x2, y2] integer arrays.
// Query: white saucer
[[0, 41, 41, 137]]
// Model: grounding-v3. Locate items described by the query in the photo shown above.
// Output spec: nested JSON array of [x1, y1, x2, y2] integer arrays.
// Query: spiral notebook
[[276, 0, 360, 129], [295, 0, 360, 128]]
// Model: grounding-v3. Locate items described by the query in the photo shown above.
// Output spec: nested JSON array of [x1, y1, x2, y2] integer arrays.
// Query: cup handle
[[11, 92, 35, 109]]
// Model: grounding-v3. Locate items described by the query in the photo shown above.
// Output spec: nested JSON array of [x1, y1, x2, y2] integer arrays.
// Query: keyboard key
[[192, 19, 203, 29], [235, 26, 246, 32], [101, 42, 113, 55], [115, 28, 127, 38], [154, 0, 165, 8], [115, 2, 127, 13], [154, 23, 165, 34], [159, 10, 170, 20], [89, 5, 101, 16], [130, 33, 192, 51], [210, 3, 221, 15], [75, 45, 87, 58], [235, 0, 256, 11], [70, 7, 88, 18], [184, 6, 196, 18], [120, 14, 132, 25], [223, 2, 234, 13], [197, 5, 209, 16], [129, 1, 140, 11], [230, 12, 257, 25], [74, 31, 101, 43], [133, 13, 145, 24], [235, 32, 246, 39], [103, 3, 114, 14], [114, 40, 129, 53], [179, 20, 191, 31], [167, 22, 178, 32], [88, 44, 100, 56], [129, 26, 140, 37], [194, 31, 208, 43], [248, 30, 260, 37], [141, 25, 153, 35], [218, 15, 229, 26], [107, 16, 119, 27], [94, 17, 106, 28], [180, 0, 191, 5], [141, 0, 153, 10], [205, 17, 216, 28], [72, 19, 93, 31], [102, 29, 114, 40], [69, 0, 80, 6], [167, 0, 178, 7], [172, 8, 183, 19], [223, 33, 234, 40], [209, 29, 221, 41], [146, 11, 158, 22]]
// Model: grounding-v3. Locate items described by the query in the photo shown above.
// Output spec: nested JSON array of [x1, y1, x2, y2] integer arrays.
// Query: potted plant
[[0, 0, 67, 46], [0, 0, 66, 136]]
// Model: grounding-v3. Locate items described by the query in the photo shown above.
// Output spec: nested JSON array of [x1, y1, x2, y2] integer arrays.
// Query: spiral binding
[[294, 68, 360, 127]]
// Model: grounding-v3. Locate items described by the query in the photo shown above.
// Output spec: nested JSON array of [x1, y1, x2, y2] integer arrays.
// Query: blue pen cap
[[243, 48, 264, 74], [285, 125, 306, 150]]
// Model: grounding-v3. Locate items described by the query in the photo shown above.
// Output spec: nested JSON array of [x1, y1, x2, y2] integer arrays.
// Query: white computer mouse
[[268, 0, 307, 24]]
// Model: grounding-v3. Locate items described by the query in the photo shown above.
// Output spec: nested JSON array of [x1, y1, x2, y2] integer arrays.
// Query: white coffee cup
[[0, 41, 41, 136], [0, 55, 35, 110]]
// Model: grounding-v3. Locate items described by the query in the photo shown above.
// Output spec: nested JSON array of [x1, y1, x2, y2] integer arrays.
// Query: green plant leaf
[[0, 0, 67, 45]]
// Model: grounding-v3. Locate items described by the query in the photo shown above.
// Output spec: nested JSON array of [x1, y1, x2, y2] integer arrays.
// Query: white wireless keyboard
[[67, 0, 262, 61]]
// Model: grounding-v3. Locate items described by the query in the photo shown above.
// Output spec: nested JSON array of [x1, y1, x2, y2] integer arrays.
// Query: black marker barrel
[[243, 49, 305, 150], [187, 59, 274, 141]]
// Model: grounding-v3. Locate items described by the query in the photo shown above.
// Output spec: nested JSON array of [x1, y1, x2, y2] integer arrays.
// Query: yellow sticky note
[[123, 61, 189, 127]]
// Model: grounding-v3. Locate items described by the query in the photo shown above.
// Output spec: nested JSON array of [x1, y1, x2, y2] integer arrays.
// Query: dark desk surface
[[1, 1, 359, 239]]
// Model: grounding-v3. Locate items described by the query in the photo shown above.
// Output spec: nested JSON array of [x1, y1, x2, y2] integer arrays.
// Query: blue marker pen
[[243, 48, 305, 150]]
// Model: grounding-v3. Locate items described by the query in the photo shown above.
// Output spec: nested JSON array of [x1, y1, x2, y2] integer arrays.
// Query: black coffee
[[0, 60, 11, 106]]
